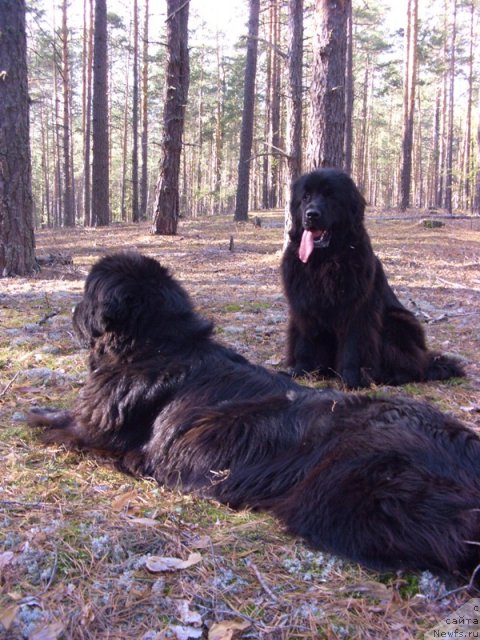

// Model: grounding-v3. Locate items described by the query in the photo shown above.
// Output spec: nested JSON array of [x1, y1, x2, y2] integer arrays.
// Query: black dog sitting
[[29, 252, 480, 579], [282, 168, 465, 388]]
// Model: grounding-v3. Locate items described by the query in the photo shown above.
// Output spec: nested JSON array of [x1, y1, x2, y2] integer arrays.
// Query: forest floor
[[1, 210, 480, 640]]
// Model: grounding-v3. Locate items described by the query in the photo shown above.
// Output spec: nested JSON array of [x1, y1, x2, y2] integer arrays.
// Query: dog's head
[[289, 169, 366, 262], [73, 252, 212, 351]]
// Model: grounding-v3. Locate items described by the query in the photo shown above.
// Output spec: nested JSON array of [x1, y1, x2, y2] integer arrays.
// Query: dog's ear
[[100, 292, 136, 333], [74, 292, 135, 339], [290, 175, 305, 216], [349, 180, 366, 222], [289, 175, 306, 240]]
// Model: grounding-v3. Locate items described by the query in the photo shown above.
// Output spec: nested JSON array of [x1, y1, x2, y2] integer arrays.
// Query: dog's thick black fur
[[29, 252, 480, 579], [282, 168, 465, 389]]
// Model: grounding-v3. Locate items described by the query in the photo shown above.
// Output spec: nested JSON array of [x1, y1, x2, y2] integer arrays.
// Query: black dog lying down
[[29, 252, 480, 579]]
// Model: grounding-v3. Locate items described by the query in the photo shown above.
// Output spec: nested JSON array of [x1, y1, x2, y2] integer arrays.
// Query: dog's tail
[[425, 352, 466, 381]]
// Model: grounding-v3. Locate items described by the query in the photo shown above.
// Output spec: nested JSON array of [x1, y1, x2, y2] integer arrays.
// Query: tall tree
[[234, 0, 260, 221], [399, 0, 419, 211], [120, 21, 131, 221], [307, 0, 350, 169], [444, 0, 457, 215], [61, 0, 75, 226], [151, 0, 190, 235], [140, 0, 149, 219], [83, 0, 94, 226], [213, 34, 225, 213], [344, 2, 353, 174], [475, 89, 480, 213], [131, 0, 140, 222], [462, 0, 475, 210], [261, 0, 281, 209], [91, 0, 110, 226], [283, 0, 304, 246], [0, 0, 36, 275], [268, 0, 281, 208]]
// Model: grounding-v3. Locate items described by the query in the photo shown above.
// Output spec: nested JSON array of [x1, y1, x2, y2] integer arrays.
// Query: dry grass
[[1, 211, 479, 639]]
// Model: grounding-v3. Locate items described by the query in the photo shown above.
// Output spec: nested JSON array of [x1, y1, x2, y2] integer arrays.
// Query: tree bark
[[344, 2, 353, 175], [234, 0, 260, 222], [140, 0, 149, 219], [0, 0, 36, 276], [444, 0, 457, 215], [399, 0, 418, 211], [151, 0, 190, 235], [269, 0, 281, 208], [462, 0, 474, 210], [91, 0, 110, 226], [475, 90, 480, 213], [283, 0, 303, 247], [120, 23, 131, 222], [213, 35, 225, 213], [62, 0, 75, 226], [83, 0, 94, 226], [131, 0, 140, 222], [306, 0, 350, 170]]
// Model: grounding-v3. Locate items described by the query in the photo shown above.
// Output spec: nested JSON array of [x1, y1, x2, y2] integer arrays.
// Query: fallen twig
[[0, 371, 20, 396], [246, 559, 281, 602], [38, 311, 58, 325]]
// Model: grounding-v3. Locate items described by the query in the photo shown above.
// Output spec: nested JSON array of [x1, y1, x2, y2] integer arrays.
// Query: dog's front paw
[[27, 407, 73, 429]]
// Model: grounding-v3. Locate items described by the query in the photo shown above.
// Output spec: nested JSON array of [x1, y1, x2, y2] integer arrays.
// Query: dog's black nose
[[305, 207, 321, 221]]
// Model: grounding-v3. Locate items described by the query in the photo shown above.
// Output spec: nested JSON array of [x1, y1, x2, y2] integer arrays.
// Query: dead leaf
[[170, 624, 203, 640], [191, 535, 211, 549], [208, 619, 251, 640], [125, 515, 159, 527], [0, 604, 19, 631], [0, 551, 15, 571], [176, 599, 202, 627], [145, 553, 202, 573], [29, 622, 65, 640], [112, 490, 138, 511]]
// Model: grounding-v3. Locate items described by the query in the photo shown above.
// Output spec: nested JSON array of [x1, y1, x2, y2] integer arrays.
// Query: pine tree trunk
[[213, 36, 224, 213], [83, 0, 94, 226], [430, 91, 441, 208], [269, 0, 281, 208], [306, 0, 350, 169], [436, 3, 449, 208], [463, 2, 474, 210], [356, 61, 370, 192], [91, 0, 110, 226], [0, 0, 36, 275], [474, 93, 480, 213], [399, 0, 418, 211], [262, 8, 272, 211], [344, 3, 353, 174], [40, 102, 51, 226], [151, 0, 190, 235], [120, 27, 131, 222], [62, 0, 75, 226], [140, 0, 149, 219], [234, 0, 260, 222], [195, 57, 204, 217], [131, 0, 140, 222], [53, 55, 63, 226], [283, 0, 303, 247], [444, 0, 457, 215]]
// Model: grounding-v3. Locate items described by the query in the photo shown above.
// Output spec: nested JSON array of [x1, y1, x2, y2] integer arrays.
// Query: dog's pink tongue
[[299, 230, 315, 263]]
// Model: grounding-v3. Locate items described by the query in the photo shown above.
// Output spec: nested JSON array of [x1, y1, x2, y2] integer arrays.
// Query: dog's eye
[[302, 193, 311, 203]]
